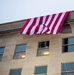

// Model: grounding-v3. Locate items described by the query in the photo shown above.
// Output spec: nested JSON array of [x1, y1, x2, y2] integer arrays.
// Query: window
[[37, 41, 49, 56], [35, 66, 47, 75], [62, 63, 74, 75], [9, 69, 21, 75], [0, 47, 4, 61], [62, 37, 74, 52], [14, 44, 26, 59]]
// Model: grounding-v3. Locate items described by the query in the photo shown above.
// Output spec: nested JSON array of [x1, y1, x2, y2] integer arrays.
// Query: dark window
[[62, 63, 74, 75], [37, 41, 49, 56], [35, 66, 47, 75], [14, 44, 26, 59], [62, 37, 74, 52], [9, 69, 21, 75], [0, 47, 4, 61]]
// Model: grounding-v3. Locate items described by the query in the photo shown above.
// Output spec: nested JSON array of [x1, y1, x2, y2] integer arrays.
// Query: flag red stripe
[[50, 13, 62, 34], [56, 12, 69, 33], [43, 27, 49, 34], [45, 15, 49, 25], [47, 14, 55, 28], [20, 12, 69, 35], [39, 16, 43, 25], [34, 16, 43, 34], [42, 14, 55, 34], [35, 16, 46, 34], [26, 18, 37, 34], [34, 24, 40, 34], [20, 19, 30, 34]]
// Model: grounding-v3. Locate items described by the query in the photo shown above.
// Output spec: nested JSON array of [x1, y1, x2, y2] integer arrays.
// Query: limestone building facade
[[0, 11, 74, 75]]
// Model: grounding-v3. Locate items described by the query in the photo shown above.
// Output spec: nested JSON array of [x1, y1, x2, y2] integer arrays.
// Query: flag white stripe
[[37, 24, 44, 34], [47, 31, 51, 34], [22, 18, 34, 34], [42, 16, 46, 24], [20, 12, 69, 35], [49, 14, 59, 33], [42, 27, 48, 33], [45, 15, 52, 26], [37, 16, 46, 34], [30, 17, 40, 35], [53, 12, 66, 34], [42, 15, 52, 33]]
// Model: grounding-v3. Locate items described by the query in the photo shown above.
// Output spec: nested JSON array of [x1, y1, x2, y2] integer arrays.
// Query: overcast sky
[[0, 0, 74, 24], [0, 0, 27, 24]]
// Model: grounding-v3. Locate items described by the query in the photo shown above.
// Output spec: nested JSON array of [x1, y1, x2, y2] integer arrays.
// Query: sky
[[0, 0, 74, 24]]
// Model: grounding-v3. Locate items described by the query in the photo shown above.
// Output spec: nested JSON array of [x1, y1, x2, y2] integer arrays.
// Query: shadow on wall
[[60, 24, 72, 33]]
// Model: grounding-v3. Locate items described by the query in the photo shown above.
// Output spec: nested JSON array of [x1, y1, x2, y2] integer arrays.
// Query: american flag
[[20, 12, 69, 35]]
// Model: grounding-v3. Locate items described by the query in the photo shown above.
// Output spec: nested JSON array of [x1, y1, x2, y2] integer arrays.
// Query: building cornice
[[0, 11, 74, 35]]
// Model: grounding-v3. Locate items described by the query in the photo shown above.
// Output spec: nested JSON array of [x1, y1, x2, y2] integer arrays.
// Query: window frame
[[34, 65, 47, 75], [62, 37, 74, 53], [9, 68, 22, 75], [61, 62, 74, 75], [0, 47, 4, 61], [13, 44, 26, 59], [37, 41, 49, 56]]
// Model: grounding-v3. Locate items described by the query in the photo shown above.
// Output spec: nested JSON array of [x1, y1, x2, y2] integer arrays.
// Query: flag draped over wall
[[20, 12, 69, 35]]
